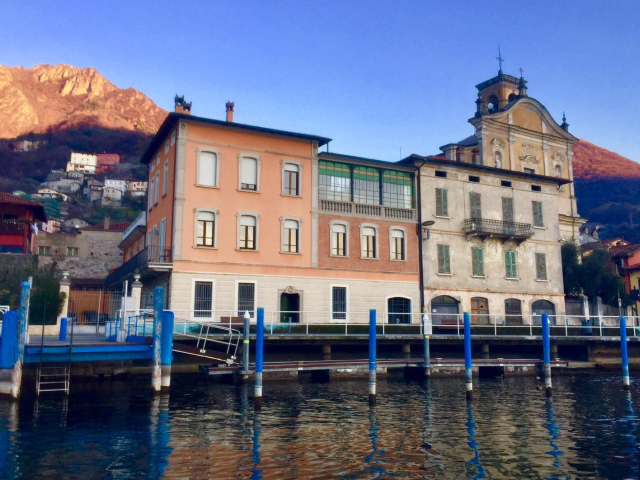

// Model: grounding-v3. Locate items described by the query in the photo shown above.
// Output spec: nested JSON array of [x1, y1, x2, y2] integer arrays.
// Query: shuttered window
[[471, 247, 484, 276], [437, 244, 450, 274], [436, 188, 448, 217], [505, 250, 518, 279], [536, 253, 547, 280], [470, 192, 482, 218], [502, 197, 514, 222], [240, 156, 258, 191], [532, 201, 544, 227], [198, 151, 218, 187]]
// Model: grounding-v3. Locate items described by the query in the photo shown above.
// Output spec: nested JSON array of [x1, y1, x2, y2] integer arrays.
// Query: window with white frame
[[195, 209, 217, 247], [193, 281, 213, 318], [361, 225, 377, 259], [239, 155, 260, 191], [197, 150, 220, 187], [332, 286, 347, 320], [163, 161, 168, 196], [238, 214, 258, 250], [237, 282, 256, 318], [331, 222, 348, 257], [282, 218, 300, 253], [282, 162, 301, 196], [390, 228, 406, 261], [154, 171, 160, 205]]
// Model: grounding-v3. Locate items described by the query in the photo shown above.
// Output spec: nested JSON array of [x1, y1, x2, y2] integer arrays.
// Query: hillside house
[[0, 192, 47, 254]]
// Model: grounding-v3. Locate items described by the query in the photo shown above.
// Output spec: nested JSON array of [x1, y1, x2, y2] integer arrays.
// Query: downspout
[[416, 158, 427, 313]]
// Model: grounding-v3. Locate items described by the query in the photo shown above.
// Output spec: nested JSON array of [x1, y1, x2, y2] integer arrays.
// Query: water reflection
[[465, 402, 486, 479], [364, 406, 387, 478], [0, 402, 18, 477], [544, 398, 563, 470], [252, 412, 263, 479], [623, 392, 639, 476], [148, 393, 172, 479]]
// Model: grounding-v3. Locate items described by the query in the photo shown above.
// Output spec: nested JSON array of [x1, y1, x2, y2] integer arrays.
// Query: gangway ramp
[[170, 317, 241, 365]]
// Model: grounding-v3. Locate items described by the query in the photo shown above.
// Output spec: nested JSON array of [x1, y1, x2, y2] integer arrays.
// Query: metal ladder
[[35, 321, 72, 395]]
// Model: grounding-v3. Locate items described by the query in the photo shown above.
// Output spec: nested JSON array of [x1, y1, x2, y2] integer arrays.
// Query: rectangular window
[[283, 219, 299, 253], [353, 166, 380, 205], [505, 250, 518, 279], [469, 175, 480, 183], [148, 177, 154, 210], [332, 287, 347, 320], [501, 180, 512, 187], [536, 253, 547, 280], [283, 163, 300, 196], [38, 246, 51, 256], [240, 156, 258, 191], [237, 282, 255, 317], [361, 226, 377, 258], [319, 161, 351, 202], [239, 216, 257, 250], [196, 211, 215, 247], [532, 201, 544, 227], [163, 161, 168, 196], [435, 171, 447, 178], [390, 229, 405, 260], [531, 185, 542, 192], [437, 244, 450, 274], [383, 170, 413, 208], [502, 197, 514, 222], [194, 281, 213, 318], [154, 171, 160, 205], [469, 192, 482, 218], [524, 168, 535, 174], [436, 188, 448, 217], [164, 141, 169, 154], [472, 247, 484, 276], [198, 152, 218, 187], [66, 247, 79, 257], [331, 224, 347, 256], [171, 130, 176, 146]]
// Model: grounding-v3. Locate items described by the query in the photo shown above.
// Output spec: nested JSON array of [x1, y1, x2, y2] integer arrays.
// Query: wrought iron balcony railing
[[464, 218, 533, 243], [0, 220, 29, 236], [105, 246, 172, 287]]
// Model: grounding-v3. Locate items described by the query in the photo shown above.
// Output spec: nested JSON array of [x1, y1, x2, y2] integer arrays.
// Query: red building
[[96, 153, 121, 173], [0, 192, 47, 254]]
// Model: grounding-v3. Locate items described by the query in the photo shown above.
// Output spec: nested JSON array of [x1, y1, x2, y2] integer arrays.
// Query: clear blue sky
[[2, 1, 639, 162]]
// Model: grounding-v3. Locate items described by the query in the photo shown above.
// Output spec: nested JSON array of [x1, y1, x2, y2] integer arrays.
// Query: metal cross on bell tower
[[496, 46, 505, 74]]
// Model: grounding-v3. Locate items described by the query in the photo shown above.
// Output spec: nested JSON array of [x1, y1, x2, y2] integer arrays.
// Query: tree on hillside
[[561, 242, 631, 307]]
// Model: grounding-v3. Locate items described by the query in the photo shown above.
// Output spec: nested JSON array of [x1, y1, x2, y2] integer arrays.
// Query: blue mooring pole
[[542, 313, 552, 397], [255, 307, 264, 410], [464, 312, 473, 401], [151, 286, 164, 392], [620, 316, 630, 390], [369, 309, 377, 406], [59, 317, 67, 341], [160, 311, 174, 390]]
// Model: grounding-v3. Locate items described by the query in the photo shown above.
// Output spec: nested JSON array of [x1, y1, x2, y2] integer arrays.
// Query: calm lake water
[[0, 372, 639, 479]]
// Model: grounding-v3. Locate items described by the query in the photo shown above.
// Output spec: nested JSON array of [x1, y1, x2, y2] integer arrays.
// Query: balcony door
[[502, 197, 514, 235]]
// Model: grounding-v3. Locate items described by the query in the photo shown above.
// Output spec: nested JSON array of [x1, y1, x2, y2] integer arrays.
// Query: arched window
[[238, 214, 258, 250], [239, 155, 260, 191], [471, 297, 489, 324], [431, 295, 459, 324], [487, 95, 500, 113], [361, 225, 377, 259], [388, 297, 411, 324], [390, 228, 406, 261], [197, 150, 219, 187], [505, 298, 522, 325], [196, 211, 215, 247], [331, 222, 348, 257], [508, 93, 517, 102], [282, 162, 301, 196], [532, 300, 555, 325], [281, 217, 300, 254]]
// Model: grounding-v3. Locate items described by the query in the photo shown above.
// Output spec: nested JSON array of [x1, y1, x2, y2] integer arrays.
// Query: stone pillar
[[57, 271, 71, 336], [131, 274, 143, 317], [322, 344, 331, 361], [402, 342, 411, 359], [596, 297, 604, 327], [481, 344, 490, 359]]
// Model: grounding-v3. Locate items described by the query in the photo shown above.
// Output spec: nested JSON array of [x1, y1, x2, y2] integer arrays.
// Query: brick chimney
[[226, 102, 234, 122], [104, 215, 110, 230], [174, 95, 192, 115]]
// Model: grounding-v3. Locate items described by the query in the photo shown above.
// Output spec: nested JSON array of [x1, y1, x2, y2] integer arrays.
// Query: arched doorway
[[532, 300, 555, 325], [279, 287, 301, 323], [431, 295, 459, 324], [388, 297, 411, 324], [505, 298, 522, 325], [471, 297, 489, 324]]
